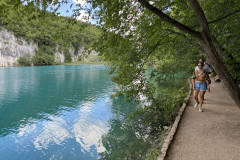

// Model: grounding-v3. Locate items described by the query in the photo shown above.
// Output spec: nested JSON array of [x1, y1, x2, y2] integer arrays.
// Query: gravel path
[[165, 81, 240, 160]]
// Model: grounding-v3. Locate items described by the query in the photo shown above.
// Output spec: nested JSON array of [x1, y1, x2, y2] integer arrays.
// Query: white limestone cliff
[[0, 27, 99, 67], [0, 27, 37, 67]]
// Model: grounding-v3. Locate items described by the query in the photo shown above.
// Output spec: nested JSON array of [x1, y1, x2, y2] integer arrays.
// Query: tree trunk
[[189, 0, 240, 107], [200, 34, 240, 107]]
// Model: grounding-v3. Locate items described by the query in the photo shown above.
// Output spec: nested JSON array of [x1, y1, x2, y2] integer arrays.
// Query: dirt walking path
[[165, 81, 240, 160]]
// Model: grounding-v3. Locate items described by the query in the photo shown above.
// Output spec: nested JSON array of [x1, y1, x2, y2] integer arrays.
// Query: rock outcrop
[[0, 27, 37, 67], [0, 27, 99, 67]]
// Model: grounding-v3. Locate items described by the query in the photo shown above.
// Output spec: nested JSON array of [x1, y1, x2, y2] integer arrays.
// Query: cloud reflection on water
[[13, 97, 111, 157], [33, 116, 71, 150], [73, 114, 108, 153], [0, 65, 119, 159]]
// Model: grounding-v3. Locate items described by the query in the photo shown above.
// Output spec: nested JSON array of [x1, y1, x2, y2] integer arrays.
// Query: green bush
[[130, 86, 188, 133], [18, 54, 32, 66], [87, 53, 98, 62], [63, 48, 72, 63], [78, 56, 82, 61], [38, 45, 55, 55], [32, 53, 54, 66]]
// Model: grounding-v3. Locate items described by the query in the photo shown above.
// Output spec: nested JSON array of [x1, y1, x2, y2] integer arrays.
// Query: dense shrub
[[32, 53, 54, 66], [18, 54, 32, 66], [63, 48, 72, 63], [38, 45, 55, 55], [78, 56, 82, 61]]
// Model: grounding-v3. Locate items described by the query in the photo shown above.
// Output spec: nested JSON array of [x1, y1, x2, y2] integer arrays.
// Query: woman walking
[[192, 62, 210, 112]]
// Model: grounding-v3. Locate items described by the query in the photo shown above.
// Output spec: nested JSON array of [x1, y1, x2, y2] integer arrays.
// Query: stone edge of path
[[157, 78, 192, 160]]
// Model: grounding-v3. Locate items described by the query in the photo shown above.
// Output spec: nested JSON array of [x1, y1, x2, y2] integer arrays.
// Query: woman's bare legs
[[199, 91, 206, 112], [194, 89, 200, 104]]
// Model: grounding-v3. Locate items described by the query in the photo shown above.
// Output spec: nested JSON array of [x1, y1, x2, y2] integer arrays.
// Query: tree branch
[[192, 8, 240, 28], [208, 9, 240, 24], [189, 0, 210, 37], [137, 0, 202, 40]]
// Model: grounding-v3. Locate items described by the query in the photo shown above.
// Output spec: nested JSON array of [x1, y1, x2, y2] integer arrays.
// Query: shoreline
[[0, 62, 106, 68], [63, 61, 106, 65]]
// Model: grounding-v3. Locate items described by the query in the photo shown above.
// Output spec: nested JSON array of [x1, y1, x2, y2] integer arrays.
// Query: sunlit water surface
[[0, 65, 150, 160]]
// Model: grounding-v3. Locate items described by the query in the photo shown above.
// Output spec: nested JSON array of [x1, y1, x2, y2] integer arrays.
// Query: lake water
[[0, 65, 151, 160]]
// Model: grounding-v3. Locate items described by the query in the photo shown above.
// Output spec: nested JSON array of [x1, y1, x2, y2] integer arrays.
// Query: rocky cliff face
[[0, 27, 99, 67], [0, 27, 37, 67], [54, 52, 65, 64]]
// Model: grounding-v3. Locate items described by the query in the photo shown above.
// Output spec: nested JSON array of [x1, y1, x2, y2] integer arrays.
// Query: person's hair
[[198, 62, 204, 66], [199, 59, 205, 63]]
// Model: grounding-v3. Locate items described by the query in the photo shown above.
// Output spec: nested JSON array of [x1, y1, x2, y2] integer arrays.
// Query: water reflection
[[99, 96, 151, 160], [73, 107, 108, 153], [33, 116, 71, 150], [0, 65, 150, 160], [0, 65, 112, 137]]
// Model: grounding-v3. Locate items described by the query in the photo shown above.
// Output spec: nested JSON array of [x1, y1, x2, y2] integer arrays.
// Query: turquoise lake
[[0, 65, 151, 160]]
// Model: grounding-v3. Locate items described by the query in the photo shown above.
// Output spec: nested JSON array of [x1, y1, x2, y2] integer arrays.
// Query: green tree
[[63, 48, 72, 63], [32, 52, 54, 66], [87, 0, 240, 106], [18, 54, 32, 66]]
